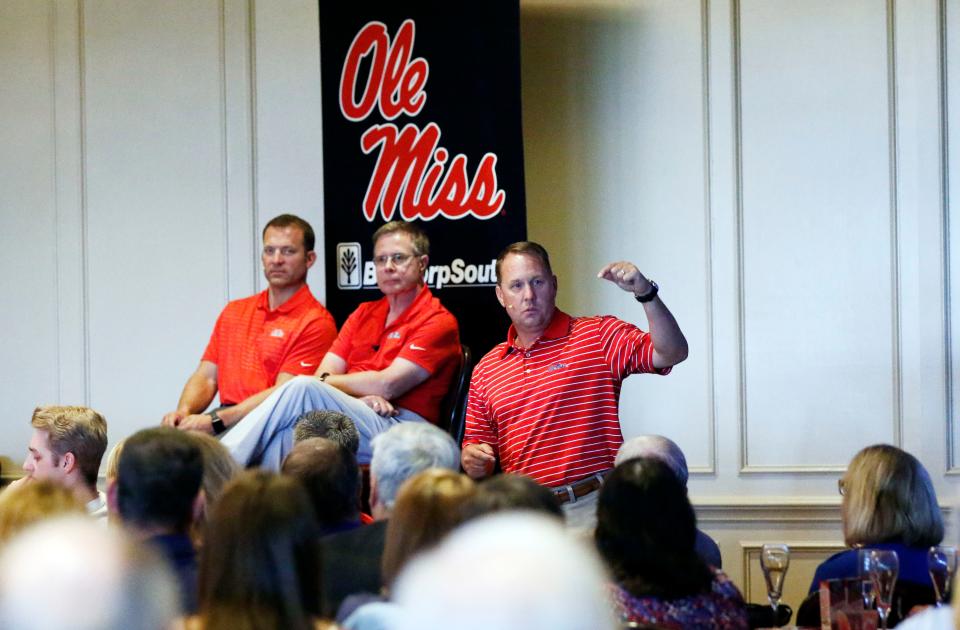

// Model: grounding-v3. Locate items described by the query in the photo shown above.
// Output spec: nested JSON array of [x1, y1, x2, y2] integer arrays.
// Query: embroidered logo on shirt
[[300, 361, 313, 367], [547, 362, 567, 372], [270, 329, 284, 338], [387, 332, 401, 339], [409, 343, 426, 351]]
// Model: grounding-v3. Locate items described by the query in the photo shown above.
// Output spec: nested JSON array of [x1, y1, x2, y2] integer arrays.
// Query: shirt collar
[[502, 309, 571, 357], [257, 284, 312, 314], [383, 284, 431, 330]]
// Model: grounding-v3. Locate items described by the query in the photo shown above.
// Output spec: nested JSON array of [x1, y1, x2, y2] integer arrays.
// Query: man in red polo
[[218, 221, 460, 468], [461, 241, 688, 531], [162, 214, 337, 435]]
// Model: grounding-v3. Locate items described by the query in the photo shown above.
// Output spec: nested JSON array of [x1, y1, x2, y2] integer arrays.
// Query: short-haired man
[[293, 410, 360, 455], [282, 437, 362, 535], [462, 242, 688, 531], [162, 214, 337, 435], [109, 427, 204, 614], [218, 221, 461, 469], [16, 405, 108, 519], [616, 434, 722, 568], [319, 422, 459, 617]]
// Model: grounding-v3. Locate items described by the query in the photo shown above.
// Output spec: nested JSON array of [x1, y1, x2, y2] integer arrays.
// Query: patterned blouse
[[610, 568, 749, 629]]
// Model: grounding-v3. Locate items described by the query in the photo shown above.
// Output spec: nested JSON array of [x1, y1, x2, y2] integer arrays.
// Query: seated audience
[[15, 405, 108, 519], [0, 516, 180, 630], [596, 457, 748, 629], [194, 469, 325, 630], [318, 422, 459, 618], [798, 444, 942, 627], [294, 409, 361, 455], [283, 437, 362, 535], [616, 434, 722, 567], [462, 473, 563, 521], [392, 512, 616, 630], [109, 427, 204, 614], [0, 480, 84, 545]]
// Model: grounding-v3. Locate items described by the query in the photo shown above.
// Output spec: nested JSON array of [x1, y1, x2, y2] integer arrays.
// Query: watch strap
[[634, 280, 659, 303]]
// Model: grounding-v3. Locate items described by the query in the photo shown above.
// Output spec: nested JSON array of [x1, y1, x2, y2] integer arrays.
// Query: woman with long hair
[[193, 469, 325, 630], [595, 457, 748, 629]]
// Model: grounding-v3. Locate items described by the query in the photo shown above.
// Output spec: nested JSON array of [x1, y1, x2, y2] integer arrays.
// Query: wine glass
[[760, 543, 790, 619], [857, 548, 876, 609], [928, 545, 958, 606], [869, 549, 899, 629]]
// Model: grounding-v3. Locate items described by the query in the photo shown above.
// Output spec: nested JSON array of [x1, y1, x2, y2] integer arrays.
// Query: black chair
[[436, 344, 473, 445], [796, 580, 936, 628]]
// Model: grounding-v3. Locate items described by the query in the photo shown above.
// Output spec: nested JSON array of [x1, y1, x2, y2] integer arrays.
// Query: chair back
[[437, 344, 473, 445]]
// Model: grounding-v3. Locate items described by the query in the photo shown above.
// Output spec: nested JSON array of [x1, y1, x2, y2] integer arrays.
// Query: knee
[[286, 374, 319, 393]]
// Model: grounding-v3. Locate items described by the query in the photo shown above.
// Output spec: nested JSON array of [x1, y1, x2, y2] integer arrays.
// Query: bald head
[[615, 435, 688, 487]]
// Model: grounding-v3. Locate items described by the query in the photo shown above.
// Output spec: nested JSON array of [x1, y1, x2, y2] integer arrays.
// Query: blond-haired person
[[0, 480, 84, 545], [14, 405, 108, 519]]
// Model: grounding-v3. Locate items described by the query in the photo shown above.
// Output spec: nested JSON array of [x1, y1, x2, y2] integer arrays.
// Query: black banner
[[318, 0, 526, 359]]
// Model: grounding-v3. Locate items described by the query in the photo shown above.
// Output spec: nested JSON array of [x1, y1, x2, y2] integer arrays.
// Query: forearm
[[216, 372, 297, 428], [324, 371, 395, 399], [642, 296, 688, 367], [175, 373, 218, 414]]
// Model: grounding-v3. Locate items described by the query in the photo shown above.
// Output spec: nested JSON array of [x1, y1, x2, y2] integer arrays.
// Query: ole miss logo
[[339, 19, 506, 223]]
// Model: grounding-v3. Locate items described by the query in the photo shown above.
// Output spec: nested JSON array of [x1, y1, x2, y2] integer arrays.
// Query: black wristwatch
[[634, 280, 659, 303], [209, 409, 227, 435]]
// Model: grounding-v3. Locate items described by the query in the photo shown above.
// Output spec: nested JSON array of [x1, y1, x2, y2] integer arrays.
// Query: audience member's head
[[0, 516, 180, 630], [369, 422, 459, 519], [463, 473, 563, 521], [104, 439, 126, 485], [841, 444, 943, 548], [596, 457, 713, 600], [199, 469, 321, 630], [616, 434, 689, 486], [393, 512, 615, 630], [24, 405, 107, 498], [112, 428, 203, 536], [293, 410, 360, 455], [188, 432, 241, 515], [282, 437, 360, 533], [381, 469, 476, 588], [0, 480, 84, 546]]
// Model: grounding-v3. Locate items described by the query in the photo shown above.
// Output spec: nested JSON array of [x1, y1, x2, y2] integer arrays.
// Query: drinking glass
[[869, 549, 899, 629], [928, 545, 958, 606], [857, 548, 875, 609], [760, 543, 790, 618]]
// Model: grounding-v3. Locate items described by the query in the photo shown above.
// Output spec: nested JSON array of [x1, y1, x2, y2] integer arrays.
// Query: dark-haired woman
[[596, 457, 748, 629]]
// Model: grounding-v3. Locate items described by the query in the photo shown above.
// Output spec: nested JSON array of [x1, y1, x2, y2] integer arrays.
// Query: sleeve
[[396, 312, 460, 375], [598, 316, 672, 380], [278, 309, 339, 375], [200, 309, 225, 365], [327, 306, 364, 363], [462, 361, 499, 454]]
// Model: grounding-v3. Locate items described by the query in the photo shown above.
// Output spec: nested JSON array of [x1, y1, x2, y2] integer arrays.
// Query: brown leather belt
[[551, 471, 611, 505]]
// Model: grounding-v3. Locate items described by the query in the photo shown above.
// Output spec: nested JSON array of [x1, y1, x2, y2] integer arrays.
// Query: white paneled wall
[[2, 0, 959, 614]]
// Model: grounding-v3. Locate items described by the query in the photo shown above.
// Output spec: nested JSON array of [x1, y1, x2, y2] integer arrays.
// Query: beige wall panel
[[0, 1, 60, 474], [521, 1, 715, 471], [82, 0, 230, 436], [737, 0, 898, 470]]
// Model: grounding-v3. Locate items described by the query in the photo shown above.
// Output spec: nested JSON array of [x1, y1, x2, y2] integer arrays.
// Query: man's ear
[[495, 284, 505, 308], [305, 250, 318, 269], [61, 451, 77, 474], [191, 489, 206, 525], [107, 479, 119, 515]]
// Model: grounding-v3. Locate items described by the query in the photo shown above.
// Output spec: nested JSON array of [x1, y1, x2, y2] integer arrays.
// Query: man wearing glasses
[[162, 214, 337, 436], [215, 221, 461, 468]]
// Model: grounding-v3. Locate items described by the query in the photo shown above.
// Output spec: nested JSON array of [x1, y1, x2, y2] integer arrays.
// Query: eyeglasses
[[838, 479, 847, 496], [373, 253, 416, 268]]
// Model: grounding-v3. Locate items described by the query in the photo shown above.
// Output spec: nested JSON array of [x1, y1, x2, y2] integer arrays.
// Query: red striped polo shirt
[[463, 309, 670, 488]]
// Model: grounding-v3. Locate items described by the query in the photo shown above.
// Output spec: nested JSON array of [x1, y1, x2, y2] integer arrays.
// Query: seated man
[[616, 434, 722, 568], [13, 405, 108, 520], [162, 214, 337, 435], [219, 221, 461, 468], [461, 242, 688, 532], [108, 427, 204, 615]]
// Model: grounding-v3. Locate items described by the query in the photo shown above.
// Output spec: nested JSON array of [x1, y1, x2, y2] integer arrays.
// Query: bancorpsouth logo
[[335, 244, 496, 291], [339, 19, 505, 222], [337, 243, 362, 289]]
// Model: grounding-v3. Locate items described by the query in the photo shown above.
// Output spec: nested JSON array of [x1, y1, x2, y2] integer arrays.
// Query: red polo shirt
[[202, 285, 337, 405], [463, 309, 670, 487], [328, 285, 460, 423]]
